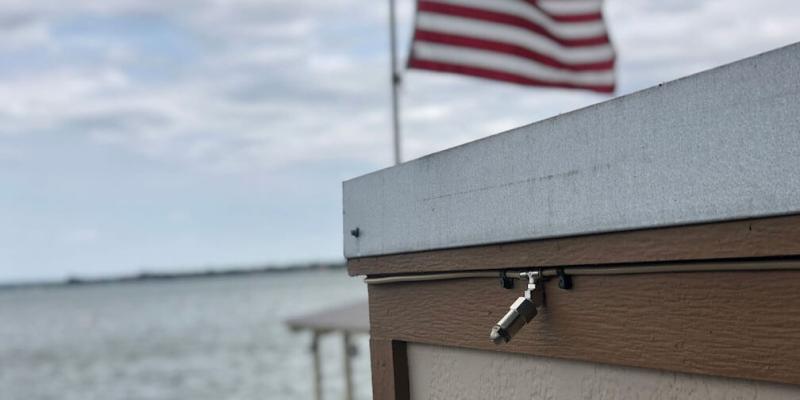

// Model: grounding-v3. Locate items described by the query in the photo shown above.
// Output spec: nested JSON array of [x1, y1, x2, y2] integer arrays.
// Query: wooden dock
[[286, 301, 369, 400]]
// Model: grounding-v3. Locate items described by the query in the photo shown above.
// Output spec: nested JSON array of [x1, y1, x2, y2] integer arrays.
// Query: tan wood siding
[[368, 268, 800, 386]]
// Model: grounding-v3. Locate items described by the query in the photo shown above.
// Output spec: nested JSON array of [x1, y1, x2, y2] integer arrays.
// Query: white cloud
[[0, 145, 22, 163], [3, 0, 800, 280], [61, 228, 100, 244], [0, 15, 49, 50], [1, 0, 800, 172]]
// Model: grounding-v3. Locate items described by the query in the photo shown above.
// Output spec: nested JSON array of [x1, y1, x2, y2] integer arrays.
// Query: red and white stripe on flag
[[408, 0, 616, 93]]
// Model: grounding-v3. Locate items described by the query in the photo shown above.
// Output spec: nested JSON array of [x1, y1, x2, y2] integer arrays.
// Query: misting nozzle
[[490, 296, 538, 344], [490, 271, 542, 344]]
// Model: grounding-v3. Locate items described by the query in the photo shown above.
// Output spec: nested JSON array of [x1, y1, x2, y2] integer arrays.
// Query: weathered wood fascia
[[347, 215, 800, 276]]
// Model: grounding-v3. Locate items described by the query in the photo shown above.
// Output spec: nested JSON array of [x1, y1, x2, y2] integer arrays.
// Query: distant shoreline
[[0, 262, 346, 290]]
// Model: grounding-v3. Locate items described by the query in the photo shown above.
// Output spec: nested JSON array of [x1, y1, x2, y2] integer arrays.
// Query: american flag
[[407, 0, 616, 93]]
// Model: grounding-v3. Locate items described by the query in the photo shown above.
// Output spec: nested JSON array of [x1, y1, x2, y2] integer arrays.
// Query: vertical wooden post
[[311, 331, 323, 400], [370, 338, 409, 400], [342, 333, 354, 400]]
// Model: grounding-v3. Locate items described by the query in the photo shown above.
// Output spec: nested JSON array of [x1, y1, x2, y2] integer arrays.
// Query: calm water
[[0, 270, 371, 400]]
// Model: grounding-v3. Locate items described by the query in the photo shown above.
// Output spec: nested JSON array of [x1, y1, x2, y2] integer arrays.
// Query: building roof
[[343, 42, 800, 259]]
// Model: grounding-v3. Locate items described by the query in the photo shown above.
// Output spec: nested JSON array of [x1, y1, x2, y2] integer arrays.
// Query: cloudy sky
[[1, 0, 799, 282]]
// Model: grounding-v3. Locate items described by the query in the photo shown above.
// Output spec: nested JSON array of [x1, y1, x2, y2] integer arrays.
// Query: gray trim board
[[343, 42, 800, 259]]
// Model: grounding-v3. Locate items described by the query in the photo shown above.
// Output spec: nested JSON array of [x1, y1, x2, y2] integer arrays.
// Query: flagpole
[[388, 0, 402, 165]]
